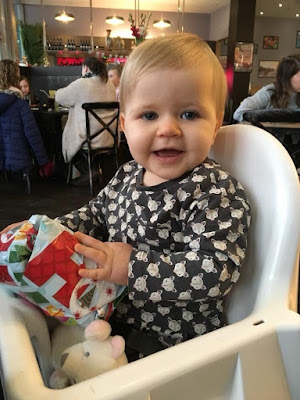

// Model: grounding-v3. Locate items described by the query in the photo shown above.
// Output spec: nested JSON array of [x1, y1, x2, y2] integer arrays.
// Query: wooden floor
[[0, 173, 103, 230]]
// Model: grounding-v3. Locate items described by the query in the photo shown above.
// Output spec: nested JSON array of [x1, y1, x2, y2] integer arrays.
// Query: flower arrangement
[[128, 12, 152, 45]]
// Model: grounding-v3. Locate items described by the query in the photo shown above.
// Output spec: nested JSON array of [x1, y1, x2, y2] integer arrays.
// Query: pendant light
[[105, 0, 124, 25], [105, 15, 125, 25], [153, 19, 171, 28], [55, 10, 75, 22]]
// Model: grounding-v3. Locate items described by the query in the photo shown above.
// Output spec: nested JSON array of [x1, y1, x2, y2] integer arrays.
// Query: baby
[[1, 33, 251, 361]]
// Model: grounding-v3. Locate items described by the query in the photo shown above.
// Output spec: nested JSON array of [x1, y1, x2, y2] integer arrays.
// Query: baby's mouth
[[154, 149, 183, 157]]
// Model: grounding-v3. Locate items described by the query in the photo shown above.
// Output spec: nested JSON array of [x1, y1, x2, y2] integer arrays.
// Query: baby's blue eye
[[142, 112, 158, 120], [181, 111, 198, 120]]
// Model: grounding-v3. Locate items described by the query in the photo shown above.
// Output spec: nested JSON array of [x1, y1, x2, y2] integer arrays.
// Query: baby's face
[[20, 79, 29, 95], [121, 65, 221, 186]]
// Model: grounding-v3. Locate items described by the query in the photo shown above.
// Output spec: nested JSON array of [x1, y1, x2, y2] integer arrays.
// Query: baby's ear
[[213, 114, 224, 141], [120, 113, 126, 133]]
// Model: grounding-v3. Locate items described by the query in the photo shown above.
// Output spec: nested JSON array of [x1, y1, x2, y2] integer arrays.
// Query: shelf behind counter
[[45, 35, 132, 66]]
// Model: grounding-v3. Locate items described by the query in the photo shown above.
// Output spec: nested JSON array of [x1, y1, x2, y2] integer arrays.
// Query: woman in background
[[108, 65, 122, 101], [0, 60, 49, 174], [55, 56, 116, 185], [19, 75, 33, 104], [233, 55, 300, 122]]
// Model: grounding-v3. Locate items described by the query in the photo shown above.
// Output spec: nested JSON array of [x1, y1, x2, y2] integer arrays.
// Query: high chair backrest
[[209, 124, 300, 324]]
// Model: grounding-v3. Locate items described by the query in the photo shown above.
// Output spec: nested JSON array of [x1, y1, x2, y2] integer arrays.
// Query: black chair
[[1, 169, 31, 194], [243, 109, 300, 168], [67, 101, 120, 195]]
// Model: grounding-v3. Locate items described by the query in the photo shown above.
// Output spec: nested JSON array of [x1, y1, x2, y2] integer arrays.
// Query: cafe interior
[[0, 0, 300, 399]]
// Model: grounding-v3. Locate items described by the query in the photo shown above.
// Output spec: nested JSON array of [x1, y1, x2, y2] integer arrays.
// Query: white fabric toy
[[50, 320, 128, 389]]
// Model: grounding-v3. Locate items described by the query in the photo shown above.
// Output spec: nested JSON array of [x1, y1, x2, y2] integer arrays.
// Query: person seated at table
[[55, 56, 116, 185], [19, 76, 32, 103], [233, 55, 300, 122], [108, 65, 122, 101], [0, 60, 49, 177]]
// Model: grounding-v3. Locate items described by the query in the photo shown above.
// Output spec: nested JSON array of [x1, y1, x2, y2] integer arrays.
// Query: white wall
[[251, 16, 300, 89], [210, 4, 230, 41]]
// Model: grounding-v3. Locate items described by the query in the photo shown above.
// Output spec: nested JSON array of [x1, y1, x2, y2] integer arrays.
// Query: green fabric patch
[[13, 272, 27, 286], [8, 245, 31, 263], [26, 291, 48, 304]]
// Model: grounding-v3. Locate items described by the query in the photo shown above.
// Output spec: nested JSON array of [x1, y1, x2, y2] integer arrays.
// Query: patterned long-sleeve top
[[57, 159, 251, 348]]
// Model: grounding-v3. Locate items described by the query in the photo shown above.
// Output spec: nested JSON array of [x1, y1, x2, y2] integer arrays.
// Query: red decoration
[[57, 57, 84, 66]]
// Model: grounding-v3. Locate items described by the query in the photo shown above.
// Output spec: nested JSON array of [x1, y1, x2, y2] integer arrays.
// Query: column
[[0, 0, 18, 60], [226, 0, 256, 121]]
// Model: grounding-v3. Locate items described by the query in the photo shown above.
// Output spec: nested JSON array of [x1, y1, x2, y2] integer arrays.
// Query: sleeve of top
[[55, 186, 109, 241], [21, 102, 49, 166], [128, 180, 251, 303], [55, 79, 78, 107], [233, 85, 273, 122]]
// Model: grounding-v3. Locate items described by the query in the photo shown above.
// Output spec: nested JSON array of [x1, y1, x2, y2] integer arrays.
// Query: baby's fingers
[[78, 267, 109, 281], [74, 231, 105, 250], [74, 243, 107, 267]]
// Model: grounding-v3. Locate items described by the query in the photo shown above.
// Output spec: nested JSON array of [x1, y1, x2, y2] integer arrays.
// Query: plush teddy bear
[[49, 320, 128, 389]]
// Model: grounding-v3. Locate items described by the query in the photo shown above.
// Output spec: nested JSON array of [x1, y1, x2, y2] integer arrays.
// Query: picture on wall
[[296, 31, 300, 48], [258, 60, 279, 78], [263, 36, 279, 49], [234, 42, 254, 71]]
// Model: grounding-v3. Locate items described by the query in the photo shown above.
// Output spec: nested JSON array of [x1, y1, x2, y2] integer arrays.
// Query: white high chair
[[0, 124, 299, 400]]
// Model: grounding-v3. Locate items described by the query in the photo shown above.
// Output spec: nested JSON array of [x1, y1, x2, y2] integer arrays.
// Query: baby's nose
[[156, 117, 181, 137]]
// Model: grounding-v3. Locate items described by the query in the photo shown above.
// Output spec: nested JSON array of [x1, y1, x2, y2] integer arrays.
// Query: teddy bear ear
[[85, 320, 112, 341], [110, 335, 126, 360]]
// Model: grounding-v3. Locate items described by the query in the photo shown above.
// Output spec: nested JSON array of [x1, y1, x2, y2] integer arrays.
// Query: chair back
[[209, 124, 300, 324], [82, 101, 119, 150], [80, 102, 120, 195], [243, 109, 300, 168]]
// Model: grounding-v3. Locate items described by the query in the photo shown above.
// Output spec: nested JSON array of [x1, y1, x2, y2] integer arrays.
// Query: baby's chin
[[142, 169, 187, 187]]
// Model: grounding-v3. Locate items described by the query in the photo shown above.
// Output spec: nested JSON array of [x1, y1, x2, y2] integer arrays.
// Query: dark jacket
[[0, 92, 48, 172]]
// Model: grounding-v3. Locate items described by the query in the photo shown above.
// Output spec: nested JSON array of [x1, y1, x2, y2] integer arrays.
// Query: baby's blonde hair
[[120, 33, 227, 120]]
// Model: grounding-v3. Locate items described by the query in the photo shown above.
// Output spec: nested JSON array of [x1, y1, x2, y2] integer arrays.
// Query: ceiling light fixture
[[260, 11, 264, 15], [55, 10, 75, 22], [105, 15, 124, 25], [297, 13, 300, 17], [279, 3, 283, 7], [153, 19, 171, 28]]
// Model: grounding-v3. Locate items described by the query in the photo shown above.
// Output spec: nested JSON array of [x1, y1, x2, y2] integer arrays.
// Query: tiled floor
[[0, 173, 102, 230], [0, 142, 132, 230]]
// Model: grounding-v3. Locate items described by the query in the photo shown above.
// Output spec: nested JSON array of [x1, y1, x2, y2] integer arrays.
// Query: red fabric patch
[[24, 231, 85, 307], [0, 264, 16, 285], [76, 283, 89, 299], [0, 234, 15, 251]]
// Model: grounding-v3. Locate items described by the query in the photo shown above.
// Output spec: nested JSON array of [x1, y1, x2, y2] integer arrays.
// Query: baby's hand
[[0, 221, 27, 235], [74, 232, 132, 286]]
